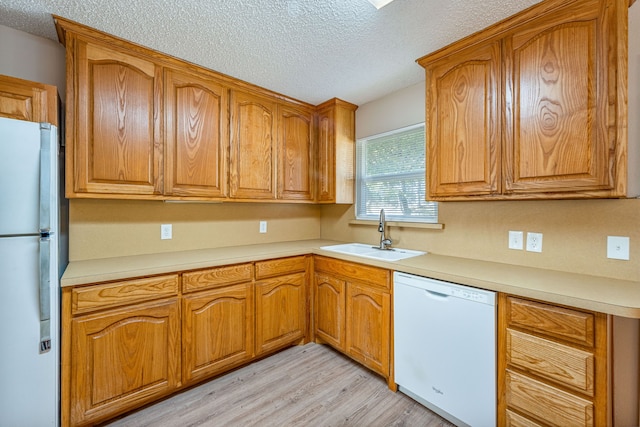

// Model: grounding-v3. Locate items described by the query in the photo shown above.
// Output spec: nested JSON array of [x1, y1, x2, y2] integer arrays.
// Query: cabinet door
[[182, 283, 254, 384], [314, 272, 346, 351], [315, 99, 356, 204], [345, 282, 390, 377], [70, 298, 180, 426], [278, 104, 314, 201], [504, 1, 614, 194], [255, 272, 307, 355], [0, 74, 58, 126], [72, 40, 162, 196], [425, 41, 501, 198], [229, 91, 277, 199], [316, 106, 335, 202], [164, 69, 228, 198]]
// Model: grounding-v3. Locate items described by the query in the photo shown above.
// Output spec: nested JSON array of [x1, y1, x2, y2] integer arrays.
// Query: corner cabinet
[[418, 0, 629, 200], [313, 256, 392, 386], [316, 98, 358, 204], [55, 17, 357, 204]]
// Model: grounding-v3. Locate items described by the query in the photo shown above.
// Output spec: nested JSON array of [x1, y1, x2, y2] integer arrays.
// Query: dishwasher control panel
[[450, 288, 490, 304]]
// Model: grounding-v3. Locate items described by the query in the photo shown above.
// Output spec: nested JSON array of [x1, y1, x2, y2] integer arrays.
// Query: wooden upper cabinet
[[165, 69, 228, 198], [316, 98, 357, 204], [418, 0, 629, 200], [504, 3, 612, 194], [55, 17, 355, 203], [229, 91, 277, 200], [70, 39, 163, 197], [0, 74, 58, 126], [277, 103, 315, 201], [426, 42, 501, 197]]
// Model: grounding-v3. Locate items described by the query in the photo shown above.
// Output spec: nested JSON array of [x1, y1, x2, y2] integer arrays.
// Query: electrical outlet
[[508, 231, 524, 250], [607, 236, 630, 260], [161, 224, 172, 240], [259, 221, 267, 233], [526, 232, 543, 253]]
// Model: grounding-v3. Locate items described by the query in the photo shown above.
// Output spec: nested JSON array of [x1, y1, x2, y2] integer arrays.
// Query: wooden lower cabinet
[[255, 256, 309, 355], [498, 294, 608, 427], [313, 256, 391, 383], [69, 297, 181, 426], [314, 271, 346, 351], [182, 283, 254, 384]]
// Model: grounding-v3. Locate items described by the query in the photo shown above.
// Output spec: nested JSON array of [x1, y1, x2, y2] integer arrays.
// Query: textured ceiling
[[0, 0, 541, 106]]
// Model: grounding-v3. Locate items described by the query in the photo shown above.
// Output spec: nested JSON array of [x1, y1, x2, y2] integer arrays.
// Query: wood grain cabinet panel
[[255, 272, 307, 355], [0, 74, 58, 126], [314, 272, 346, 351], [313, 256, 391, 382], [277, 104, 315, 201], [70, 298, 180, 426], [70, 40, 163, 196], [182, 283, 254, 384], [426, 41, 501, 197], [498, 294, 609, 427], [229, 90, 277, 200], [182, 263, 253, 293], [164, 68, 228, 198], [315, 99, 357, 204], [346, 282, 390, 377], [506, 371, 594, 427], [418, 0, 628, 200], [504, 4, 613, 194]]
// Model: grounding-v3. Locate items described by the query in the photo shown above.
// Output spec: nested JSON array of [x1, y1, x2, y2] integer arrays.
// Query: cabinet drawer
[[506, 370, 593, 427], [183, 263, 253, 293], [255, 256, 307, 279], [506, 409, 544, 427], [71, 274, 179, 315], [507, 329, 594, 395], [506, 297, 594, 347], [314, 256, 390, 289]]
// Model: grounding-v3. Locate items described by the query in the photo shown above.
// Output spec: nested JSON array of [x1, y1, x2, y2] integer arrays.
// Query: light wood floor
[[106, 343, 455, 427]]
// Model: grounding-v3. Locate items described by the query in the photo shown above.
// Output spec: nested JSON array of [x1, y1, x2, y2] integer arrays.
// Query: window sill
[[348, 219, 444, 230]]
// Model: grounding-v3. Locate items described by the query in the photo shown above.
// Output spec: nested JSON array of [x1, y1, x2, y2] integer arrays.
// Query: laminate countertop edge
[[61, 239, 640, 318]]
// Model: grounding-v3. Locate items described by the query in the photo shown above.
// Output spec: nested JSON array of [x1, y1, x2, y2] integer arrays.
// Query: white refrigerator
[[0, 116, 68, 426]]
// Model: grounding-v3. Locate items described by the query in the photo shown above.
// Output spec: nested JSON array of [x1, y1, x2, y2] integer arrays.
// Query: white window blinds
[[356, 124, 438, 223]]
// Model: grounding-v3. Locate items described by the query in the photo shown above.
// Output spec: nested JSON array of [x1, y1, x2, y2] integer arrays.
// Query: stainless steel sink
[[319, 243, 426, 262]]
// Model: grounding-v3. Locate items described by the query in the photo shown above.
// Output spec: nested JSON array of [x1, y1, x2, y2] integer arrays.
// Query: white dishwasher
[[394, 272, 496, 427]]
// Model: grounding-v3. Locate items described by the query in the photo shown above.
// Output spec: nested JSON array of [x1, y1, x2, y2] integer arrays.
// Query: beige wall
[[69, 200, 321, 261], [322, 3, 640, 282]]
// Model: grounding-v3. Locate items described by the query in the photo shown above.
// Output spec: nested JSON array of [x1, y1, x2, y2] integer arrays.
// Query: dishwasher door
[[394, 272, 496, 427]]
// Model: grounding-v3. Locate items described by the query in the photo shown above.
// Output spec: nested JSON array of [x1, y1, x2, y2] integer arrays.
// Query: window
[[355, 124, 438, 223]]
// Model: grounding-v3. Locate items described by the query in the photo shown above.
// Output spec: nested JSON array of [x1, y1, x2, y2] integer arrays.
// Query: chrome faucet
[[377, 209, 392, 250]]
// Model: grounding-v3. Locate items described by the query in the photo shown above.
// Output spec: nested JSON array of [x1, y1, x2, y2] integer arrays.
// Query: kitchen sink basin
[[319, 243, 426, 262]]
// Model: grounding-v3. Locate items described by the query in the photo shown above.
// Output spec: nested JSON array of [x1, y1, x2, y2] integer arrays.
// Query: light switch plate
[[161, 224, 172, 240], [508, 231, 524, 250], [526, 232, 543, 253], [607, 236, 630, 260]]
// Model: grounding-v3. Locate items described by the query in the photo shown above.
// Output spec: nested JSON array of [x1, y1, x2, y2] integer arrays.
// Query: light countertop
[[61, 239, 640, 318]]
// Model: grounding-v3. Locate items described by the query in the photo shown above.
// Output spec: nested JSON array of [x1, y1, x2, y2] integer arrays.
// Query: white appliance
[[394, 272, 496, 427], [0, 116, 68, 426]]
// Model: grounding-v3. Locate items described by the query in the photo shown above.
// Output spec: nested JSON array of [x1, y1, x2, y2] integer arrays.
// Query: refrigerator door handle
[[38, 123, 52, 354]]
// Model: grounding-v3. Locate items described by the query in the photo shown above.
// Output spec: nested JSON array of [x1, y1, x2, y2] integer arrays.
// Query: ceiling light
[[367, 0, 396, 9]]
